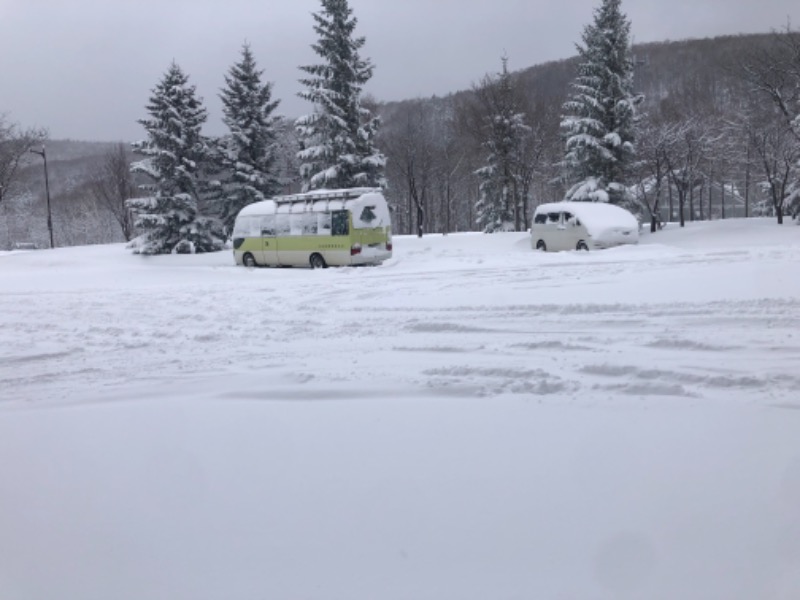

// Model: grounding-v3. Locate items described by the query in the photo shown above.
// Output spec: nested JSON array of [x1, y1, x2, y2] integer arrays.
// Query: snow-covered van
[[232, 187, 392, 268], [531, 201, 639, 252]]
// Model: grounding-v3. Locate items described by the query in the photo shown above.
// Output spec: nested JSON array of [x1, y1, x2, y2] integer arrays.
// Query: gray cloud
[[1, 0, 796, 141]]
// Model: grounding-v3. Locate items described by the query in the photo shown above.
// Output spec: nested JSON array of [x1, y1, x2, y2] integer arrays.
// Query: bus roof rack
[[273, 187, 380, 203]]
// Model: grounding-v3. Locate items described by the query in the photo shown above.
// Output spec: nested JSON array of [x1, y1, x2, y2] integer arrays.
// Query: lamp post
[[30, 146, 54, 249]]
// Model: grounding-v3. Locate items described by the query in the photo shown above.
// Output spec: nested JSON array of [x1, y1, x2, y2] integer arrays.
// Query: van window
[[547, 213, 561, 224], [534, 213, 547, 225]]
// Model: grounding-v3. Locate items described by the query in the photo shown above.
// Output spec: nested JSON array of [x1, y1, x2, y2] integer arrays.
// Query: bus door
[[331, 209, 352, 264], [259, 215, 278, 266]]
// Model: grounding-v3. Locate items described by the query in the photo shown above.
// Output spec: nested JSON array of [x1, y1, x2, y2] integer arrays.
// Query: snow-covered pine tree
[[128, 62, 223, 254], [474, 57, 532, 233], [217, 43, 283, 236], [296, 0, 385, 191], [561, 0, 642, 210]]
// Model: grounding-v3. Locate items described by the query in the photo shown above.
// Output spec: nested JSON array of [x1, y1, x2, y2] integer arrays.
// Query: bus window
[[300, 213, 318, 235], [534, 213, 547, 224], [289, 213, 306, 236], [317, 212, 332, 235], [359, 206, 377, 224], [331, 210, 349, 236], [233, 216, 254, 238], [261, 215, 276, 236], [275, 214, 290, 235]]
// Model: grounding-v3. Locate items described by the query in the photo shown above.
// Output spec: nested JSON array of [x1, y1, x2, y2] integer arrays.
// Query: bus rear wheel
[[576, 241, 589, 251], [243, 253, 257, 267], [310, 253, 327, 269], [536, 240, 547, 251]]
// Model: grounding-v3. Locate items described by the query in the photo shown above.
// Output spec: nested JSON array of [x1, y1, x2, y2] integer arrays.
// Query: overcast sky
[[1, 0, 797, 142]]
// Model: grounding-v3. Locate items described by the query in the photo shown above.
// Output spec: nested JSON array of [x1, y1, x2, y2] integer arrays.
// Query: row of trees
[[127, 0, 385, 254], [3, 0, 798, 250], [380, 6, 800, 236], [128, 0, 653, 250]]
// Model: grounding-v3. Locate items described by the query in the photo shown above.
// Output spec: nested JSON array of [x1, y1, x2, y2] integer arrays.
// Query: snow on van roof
[[534, 201, 639, 231]]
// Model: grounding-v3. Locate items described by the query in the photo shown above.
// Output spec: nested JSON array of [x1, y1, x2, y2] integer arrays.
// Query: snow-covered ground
[[1, 218, 799, 599]]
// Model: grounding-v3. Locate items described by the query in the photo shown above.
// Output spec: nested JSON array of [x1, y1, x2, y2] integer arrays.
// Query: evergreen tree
[[475, 57, 532, 233], [296, 0, 385, 191], [561, 0, 642, 209], [129, 62, 223, 254], [217, 44, 283, 236]]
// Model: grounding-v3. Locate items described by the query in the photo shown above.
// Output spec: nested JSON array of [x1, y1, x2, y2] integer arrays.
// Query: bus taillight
[[350, 244, 362, 256], [386, 242, 392, 251]]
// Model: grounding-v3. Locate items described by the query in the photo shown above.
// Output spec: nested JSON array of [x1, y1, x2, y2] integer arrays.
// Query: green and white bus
[[232, 187, 392, 268]]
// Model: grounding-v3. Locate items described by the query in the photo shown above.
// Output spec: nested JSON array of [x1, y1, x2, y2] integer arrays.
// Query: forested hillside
[[1, 31, 797, 249], [1, 141, 122, 249], [379, 32, 794, 235]]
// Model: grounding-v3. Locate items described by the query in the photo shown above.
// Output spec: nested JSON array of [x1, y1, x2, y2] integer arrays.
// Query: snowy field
[[1, 218, 800, 599]]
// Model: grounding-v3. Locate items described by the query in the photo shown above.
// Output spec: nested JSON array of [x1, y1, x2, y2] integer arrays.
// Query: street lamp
[[29, 146, 54, 249]]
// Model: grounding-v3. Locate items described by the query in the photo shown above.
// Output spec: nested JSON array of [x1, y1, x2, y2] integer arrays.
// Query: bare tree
[[741, 25, 800, 143], [380, 100, 437, 237], [634, 117, 673, 231], [662, 119, 712, 227], [0, 116, 47, 205], [748, 119, 800, 223], [88, 143, 137, 240]]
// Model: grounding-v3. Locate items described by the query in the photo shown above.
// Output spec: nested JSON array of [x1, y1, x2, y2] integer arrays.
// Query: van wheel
[[243, 252, 257, 267], [576, 241, 589, 251], [536, 240, 547, 251], [310, 253, 327, 269]]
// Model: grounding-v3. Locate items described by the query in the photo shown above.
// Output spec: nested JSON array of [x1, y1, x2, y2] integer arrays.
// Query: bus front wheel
[[243, 253, 257, 267], [310, 253, 327, 269]]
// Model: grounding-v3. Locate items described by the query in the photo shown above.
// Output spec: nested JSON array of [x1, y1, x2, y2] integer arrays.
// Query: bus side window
[[331, 210, 349, 236], [547, 212, 560, 224], [289, 213, 306, 236], [233, 216, 252, 238], [317, 212, 332, 235], [300, 213, 318, 235], [359, 206, 377, 225], [261, 215, 276, 236], [275, 214, 290, 235], [533, 213, 547, 224]]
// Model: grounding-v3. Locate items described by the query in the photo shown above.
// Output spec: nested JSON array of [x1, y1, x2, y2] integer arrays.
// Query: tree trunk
[[668, 182, 674, 222], [744, 146, 750, 218], [407, 182, 413, 236], [417, 189, 425, 237], [444, 180, 451, 235]]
